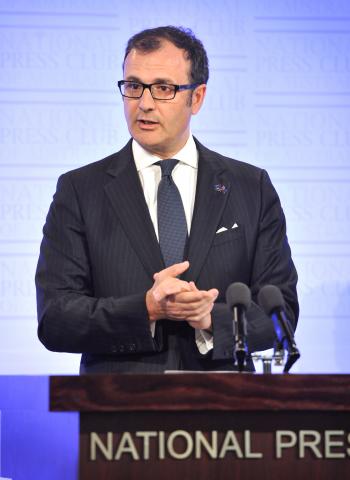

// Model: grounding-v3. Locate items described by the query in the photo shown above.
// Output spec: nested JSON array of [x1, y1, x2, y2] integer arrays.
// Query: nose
[[138, 86, 155, 111]]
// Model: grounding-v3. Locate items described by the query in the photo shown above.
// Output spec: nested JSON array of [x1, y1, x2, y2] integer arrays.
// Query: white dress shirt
[[132, 135, 213, 354]]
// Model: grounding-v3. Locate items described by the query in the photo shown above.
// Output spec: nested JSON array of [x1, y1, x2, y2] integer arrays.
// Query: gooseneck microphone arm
[[271, 306, 300, 373], [258, 285, 300, 373]]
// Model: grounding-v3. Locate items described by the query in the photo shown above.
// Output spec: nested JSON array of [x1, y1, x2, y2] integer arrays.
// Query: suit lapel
[[183, 140, 231, 283], [104, 140, 164, 279], [103, 138, 231, 282]]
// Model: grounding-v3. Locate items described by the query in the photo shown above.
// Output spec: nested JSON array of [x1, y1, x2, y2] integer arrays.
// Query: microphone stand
[[233, 304, 248, 372]]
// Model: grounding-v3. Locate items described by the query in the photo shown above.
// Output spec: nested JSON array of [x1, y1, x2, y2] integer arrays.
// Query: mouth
[[137, 119, 159, 125], [136, 119, 159, 130]]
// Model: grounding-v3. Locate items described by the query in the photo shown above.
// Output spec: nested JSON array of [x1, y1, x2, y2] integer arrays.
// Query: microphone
[[258, 285, 300, 373], [226, 282, 251, 372]]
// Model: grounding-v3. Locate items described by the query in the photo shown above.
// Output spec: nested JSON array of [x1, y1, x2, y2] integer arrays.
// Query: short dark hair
[[123, 26, 209, 85]]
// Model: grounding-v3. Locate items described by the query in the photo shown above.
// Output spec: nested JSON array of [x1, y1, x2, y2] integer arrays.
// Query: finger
[[188, 283, 218, 299], [185, 300, 214, 319], [169, 300, 212, 318], [208, 288, 219, 299], [153, 279, 191, 302], [172, 290, 215, 304], [175, 288, 219, 303], [186, 304, 214, 324], [165, 298, 215, 319]]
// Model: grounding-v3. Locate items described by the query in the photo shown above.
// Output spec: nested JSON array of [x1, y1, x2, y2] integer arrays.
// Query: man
[[36, 26, 298, 373]]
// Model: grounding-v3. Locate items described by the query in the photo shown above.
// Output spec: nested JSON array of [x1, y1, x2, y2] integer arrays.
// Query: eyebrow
[[125, 75, 176, 84]]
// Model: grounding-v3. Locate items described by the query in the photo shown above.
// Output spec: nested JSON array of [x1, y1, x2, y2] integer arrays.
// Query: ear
[[191, 84, 207, 115]]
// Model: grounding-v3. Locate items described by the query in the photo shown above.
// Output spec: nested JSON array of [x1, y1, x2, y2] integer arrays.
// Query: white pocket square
[[216, 226, 228, 234], [216, 223, 239, 234]]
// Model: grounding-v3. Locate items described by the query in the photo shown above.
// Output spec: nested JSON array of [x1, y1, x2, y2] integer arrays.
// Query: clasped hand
[[146, 261, 218, 330]]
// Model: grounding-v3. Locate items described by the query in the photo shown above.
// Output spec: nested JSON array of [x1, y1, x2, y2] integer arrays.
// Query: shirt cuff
[[195, 328, 214, 354], [151, 322, 213, 354]]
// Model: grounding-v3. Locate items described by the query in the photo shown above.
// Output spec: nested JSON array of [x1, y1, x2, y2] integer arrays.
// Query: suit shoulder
[[219, 153, 263, 177], [198, 141, 266, 179], [59, 141, 132, 183]]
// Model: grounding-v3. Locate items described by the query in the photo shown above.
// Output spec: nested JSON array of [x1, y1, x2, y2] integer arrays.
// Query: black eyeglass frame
[[117, 80, 200, 100]]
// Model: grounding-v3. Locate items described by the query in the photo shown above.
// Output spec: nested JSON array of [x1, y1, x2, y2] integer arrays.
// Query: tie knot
[[156, 159, 179, 177]]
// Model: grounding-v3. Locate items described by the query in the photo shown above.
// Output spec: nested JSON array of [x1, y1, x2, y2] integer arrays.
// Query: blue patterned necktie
[[156, 159, 188, 267]]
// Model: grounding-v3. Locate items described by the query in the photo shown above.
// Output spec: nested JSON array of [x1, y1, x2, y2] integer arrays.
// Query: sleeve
[[35, 173, 158, 355], [210, 169, 299, 360]]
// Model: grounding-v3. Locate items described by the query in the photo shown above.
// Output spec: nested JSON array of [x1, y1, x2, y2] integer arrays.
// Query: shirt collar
[[132, 134, 198, 172]]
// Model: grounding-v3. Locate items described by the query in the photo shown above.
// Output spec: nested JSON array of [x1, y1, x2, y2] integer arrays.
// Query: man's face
[[122, 40, 206, 159]]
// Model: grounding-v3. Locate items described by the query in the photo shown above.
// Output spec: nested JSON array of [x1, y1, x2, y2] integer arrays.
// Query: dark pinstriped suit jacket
[[35, 138, 298, 373]]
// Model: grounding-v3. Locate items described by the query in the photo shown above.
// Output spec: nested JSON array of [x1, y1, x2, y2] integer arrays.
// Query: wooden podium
[[50, 374, 350, 479]]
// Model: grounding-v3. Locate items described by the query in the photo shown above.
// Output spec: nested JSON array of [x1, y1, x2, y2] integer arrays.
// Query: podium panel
[[50, 374, 350, 480]]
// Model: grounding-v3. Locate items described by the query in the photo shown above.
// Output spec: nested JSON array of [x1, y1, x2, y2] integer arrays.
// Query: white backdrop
[[0, 0, 349, 373]]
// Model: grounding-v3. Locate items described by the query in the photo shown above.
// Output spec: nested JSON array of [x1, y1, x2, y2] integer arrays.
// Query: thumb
[[208, 288, 219, 300], [163, 260, 190, 278]]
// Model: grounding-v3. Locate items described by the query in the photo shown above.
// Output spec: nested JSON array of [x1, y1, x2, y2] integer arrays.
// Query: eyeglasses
[[118, 80, 199, 100]]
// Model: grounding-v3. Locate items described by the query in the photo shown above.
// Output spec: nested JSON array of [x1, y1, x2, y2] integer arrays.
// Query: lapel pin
[[214, 184, 228, 194]]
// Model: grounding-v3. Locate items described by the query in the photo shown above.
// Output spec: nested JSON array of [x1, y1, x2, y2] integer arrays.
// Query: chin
[[134, 134, 163, 151]]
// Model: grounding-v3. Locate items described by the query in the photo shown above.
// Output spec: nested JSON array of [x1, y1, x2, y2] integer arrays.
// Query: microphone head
[[258, 285, 285, 315], [225, 282, 251, 310]]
